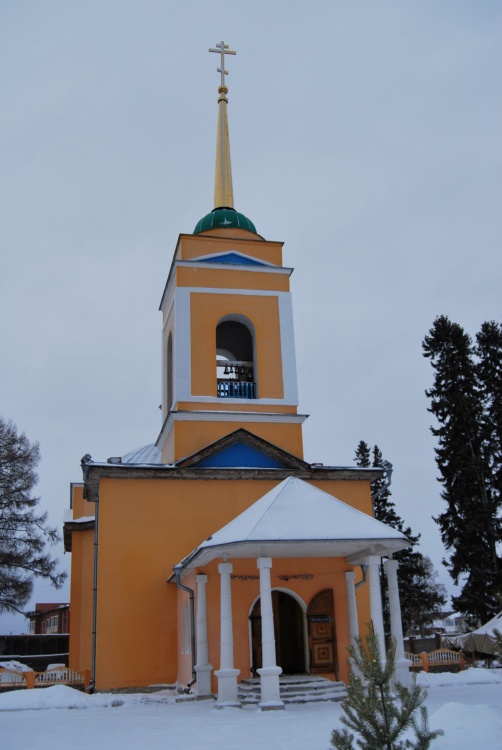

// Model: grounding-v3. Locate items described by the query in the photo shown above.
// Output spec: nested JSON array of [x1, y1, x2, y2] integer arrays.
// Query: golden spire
[[209, 41, 236, 209]]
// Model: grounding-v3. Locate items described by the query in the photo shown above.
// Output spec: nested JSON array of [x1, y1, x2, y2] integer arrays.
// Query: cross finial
[[209, 41, 236, 87]]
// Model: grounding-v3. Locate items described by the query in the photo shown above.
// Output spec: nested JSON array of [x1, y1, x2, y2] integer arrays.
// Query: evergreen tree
[[423, 316, 502, 621], [0, 417, 66, 613], [331, 621, 443, 750], [354, 440, 371, 468], [355, 442, 446, 635], [475, 321, 502, 537]]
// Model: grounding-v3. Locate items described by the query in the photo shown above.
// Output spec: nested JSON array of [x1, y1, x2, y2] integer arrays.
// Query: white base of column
[[348, 657, 363, 681], [214, 668, 241, 708], [257, 665, 284, 710], [392, 658, 411, 688], [195, 664, 213, 697]]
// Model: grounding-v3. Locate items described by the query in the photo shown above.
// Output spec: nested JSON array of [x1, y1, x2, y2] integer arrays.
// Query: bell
[[224, 365, 229, 375]]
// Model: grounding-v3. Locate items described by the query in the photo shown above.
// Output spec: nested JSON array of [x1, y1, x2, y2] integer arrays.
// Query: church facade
[[64, 43, 410, 707]]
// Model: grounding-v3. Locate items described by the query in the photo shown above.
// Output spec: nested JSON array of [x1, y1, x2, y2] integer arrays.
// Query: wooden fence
[[0, 666, 91, 691], [404, 648, 465, 672]]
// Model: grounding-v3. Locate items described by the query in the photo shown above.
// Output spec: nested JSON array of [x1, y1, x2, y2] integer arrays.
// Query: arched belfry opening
[[216, 318, 256, 399]]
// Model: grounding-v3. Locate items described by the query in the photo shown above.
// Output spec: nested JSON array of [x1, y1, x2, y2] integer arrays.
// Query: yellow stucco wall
[[177, 266, 291, 293], [190, 293, 284, 399], [68, 475, 374, 690], [177, 234, 283, 266], [170, 421, 304, 463], [68, 485, 95, 673]]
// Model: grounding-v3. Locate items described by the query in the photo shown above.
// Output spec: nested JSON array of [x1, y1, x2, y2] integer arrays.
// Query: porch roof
[[174, 477, 410, 575]]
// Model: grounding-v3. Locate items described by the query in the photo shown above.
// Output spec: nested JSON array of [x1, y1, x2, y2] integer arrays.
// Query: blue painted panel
[[201, 253, 266, 267], [195, 441, 284, 469]]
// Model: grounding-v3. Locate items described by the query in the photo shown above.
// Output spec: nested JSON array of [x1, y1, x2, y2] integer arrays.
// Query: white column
[[345, 571, 360, 676], [385, 559, 410, 687], [256, 557, 284, 710], [367, 555, 386, 660], [214, 562, 240, 708], [194, 574, 213, 697]]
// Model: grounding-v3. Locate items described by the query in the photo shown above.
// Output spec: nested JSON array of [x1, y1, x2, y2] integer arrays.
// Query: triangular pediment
[[194, 251, 270, 267], [176, 429, 309, 471]]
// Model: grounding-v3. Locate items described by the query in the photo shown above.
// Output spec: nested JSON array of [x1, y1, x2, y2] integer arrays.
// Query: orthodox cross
[[209, 41, 236, 87]]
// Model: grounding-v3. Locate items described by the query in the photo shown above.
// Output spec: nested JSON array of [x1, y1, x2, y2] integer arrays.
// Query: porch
[[172, 476, 412, 710]]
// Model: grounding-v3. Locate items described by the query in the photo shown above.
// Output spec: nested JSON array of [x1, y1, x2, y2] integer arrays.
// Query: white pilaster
[[194, 574, 213, 697], [384, 559, 410, 687], [367, 555, 386, 660], [214, 562, 240, 708], [256, 557, 284, 710]]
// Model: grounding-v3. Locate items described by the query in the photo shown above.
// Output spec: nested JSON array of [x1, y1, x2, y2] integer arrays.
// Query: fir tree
[[475, 321, 502, 539], [0, 417, 66, 613], [355, 442, 446, 635], [331, 621, 443, 750], [423, 316, 502, 621]]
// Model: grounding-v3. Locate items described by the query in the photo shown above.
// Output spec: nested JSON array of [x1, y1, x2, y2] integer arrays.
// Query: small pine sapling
[[331, 622, 443, 750]]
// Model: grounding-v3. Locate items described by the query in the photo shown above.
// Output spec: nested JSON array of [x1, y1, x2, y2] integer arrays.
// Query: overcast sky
[[1, 1, 501, 633]]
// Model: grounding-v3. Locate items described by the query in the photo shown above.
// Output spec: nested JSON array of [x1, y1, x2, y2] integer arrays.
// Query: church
[[64, 42, 410, 708]]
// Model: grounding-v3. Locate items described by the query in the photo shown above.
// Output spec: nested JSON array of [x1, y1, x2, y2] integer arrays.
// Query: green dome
[[194, 208, 257, 235]]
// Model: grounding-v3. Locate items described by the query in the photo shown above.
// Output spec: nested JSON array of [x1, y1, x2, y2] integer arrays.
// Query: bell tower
[[157, 43, 306, 464]]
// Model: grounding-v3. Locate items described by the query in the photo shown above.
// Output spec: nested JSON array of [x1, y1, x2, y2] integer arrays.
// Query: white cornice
[[176, 260, 293, 276], [171, 411, 307, 423], [156, 410, 308, 449]]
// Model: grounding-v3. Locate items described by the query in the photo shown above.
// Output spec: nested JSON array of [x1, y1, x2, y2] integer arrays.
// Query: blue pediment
[[201, 252, 267, 267], [194, 441, 284, 469]]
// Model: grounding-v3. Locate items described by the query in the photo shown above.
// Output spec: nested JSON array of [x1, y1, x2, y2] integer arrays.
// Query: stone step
[[237, 675, 346, 705], [239, 684, 345, 694], [239, 675, 338, 687]]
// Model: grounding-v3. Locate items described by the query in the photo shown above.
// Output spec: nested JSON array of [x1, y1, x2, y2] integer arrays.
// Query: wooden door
[[307, 589, 338, 679]]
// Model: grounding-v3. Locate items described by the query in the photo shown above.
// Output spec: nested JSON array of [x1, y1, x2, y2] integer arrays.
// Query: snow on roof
[[177, 476, 410, 572], [120, 443, 162, 464], [207, 476, 408, 543], [64, 509, 94, 523], [469, 610, 502, 635]]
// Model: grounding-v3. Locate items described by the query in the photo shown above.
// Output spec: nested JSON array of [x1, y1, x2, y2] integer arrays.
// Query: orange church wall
[[309, 479, 373, 515], [176, 234, 283, 267], [92, 477, 300, 690], [72, 483, 95, 520], [176, 402, 296, 414], [68, 484, 95, 673], [69, 529, 95, 673], [177, 266, 291, 293], [69, 474, 374, 690], [190, 293, 284, 400], [170, 420, 304, 463]]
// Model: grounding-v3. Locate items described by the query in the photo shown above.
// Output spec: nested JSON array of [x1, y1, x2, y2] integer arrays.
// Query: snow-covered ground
[[1, 669, 501, 749]]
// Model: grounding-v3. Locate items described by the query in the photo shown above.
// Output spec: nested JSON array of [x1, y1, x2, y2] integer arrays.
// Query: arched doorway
[[250, 590, 306, 674]]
